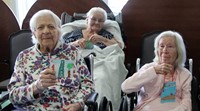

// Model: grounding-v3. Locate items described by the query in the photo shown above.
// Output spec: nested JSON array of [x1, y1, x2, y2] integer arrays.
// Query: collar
[[34, 40, 63, 56]]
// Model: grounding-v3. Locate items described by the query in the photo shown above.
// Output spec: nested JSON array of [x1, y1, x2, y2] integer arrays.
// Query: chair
[[0, 29, 33, 110], [84, 52, 99, 111], [9, 30, 34, 75], [61, 12, 116, 25], [191, 76, 200, 111], [61, 12, 129, 111], [0, 30, 33, 93], [119, 30, 163, 111], [119, 30, 200, 111], [0, 30, 99, 111], [136, 30, 163, 70]]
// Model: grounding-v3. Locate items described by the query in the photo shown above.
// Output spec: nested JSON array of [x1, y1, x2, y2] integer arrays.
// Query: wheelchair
[[119, 30, 200, 111], [60, 11, 129, 111]]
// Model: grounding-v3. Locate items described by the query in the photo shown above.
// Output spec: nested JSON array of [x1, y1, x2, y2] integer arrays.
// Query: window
[[3, 0, 128, 27], [104, 0, 128, 15], [16, 0, 36, 27], [3, 0, 36, 28]]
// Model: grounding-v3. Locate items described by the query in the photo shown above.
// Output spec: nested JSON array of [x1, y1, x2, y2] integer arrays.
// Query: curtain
[[3, 0, 36, 28]]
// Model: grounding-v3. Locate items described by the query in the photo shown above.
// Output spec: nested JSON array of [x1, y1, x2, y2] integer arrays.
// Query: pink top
[[121, 62, 192, 111]]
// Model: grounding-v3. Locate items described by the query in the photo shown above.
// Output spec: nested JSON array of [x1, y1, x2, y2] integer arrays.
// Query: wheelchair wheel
[[94, 102, 98, 111], [99, 96, 108, 111], [118, 96, 128, 111], [106, 101, 113, 111]]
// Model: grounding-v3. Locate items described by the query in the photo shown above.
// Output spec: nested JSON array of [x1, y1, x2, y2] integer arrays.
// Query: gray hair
[[29, 9, 62, 44], [153, 30, 186, 68], [86, 7, 107, 21]]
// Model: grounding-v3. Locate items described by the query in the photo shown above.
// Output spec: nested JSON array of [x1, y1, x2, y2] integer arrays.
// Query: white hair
[[86, 7, 107, 21], [153, 30, 186, 68], [29, 9, 62, 44]]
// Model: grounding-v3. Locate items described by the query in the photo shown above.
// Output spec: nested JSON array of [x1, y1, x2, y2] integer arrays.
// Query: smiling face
[[33, 14, 59, 53], [86, 12, 105, 33], [158, 36, 178, 65]]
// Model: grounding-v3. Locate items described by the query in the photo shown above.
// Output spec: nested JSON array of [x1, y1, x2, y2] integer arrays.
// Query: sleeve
[[170, 72, 192, 111], [70, 50, 94, 103], [7, 52, 37, 106], [121, 63, 158, 94]]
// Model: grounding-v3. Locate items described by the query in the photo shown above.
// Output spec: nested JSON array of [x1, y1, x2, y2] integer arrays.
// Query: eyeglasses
[[89, 17, 105, 23]]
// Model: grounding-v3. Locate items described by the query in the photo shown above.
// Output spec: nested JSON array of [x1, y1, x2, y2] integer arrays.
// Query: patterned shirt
[[7, 40, 94, 111], [63, 28, 114, 49]]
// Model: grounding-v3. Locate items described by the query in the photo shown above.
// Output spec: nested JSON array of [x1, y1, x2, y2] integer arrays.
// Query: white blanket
[[61, 20, 128, 111], [78, 44, 128, 111]]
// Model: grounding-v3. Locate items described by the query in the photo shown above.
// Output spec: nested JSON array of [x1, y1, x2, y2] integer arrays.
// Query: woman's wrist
[[78, 102, 84, 110], [34, 81, 44, 93], [32, 81, 43, 98], [101, 36, 108, 43]]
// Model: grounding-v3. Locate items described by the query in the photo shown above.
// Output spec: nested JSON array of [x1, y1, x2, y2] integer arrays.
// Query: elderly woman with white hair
[[63, 7, 122, 49], [121, 30, 192, 111], [7, 9, 94, 111], [63, 7, 128, 111]]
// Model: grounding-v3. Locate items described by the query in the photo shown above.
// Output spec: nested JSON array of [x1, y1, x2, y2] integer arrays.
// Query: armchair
[[60, 12, 128, 111]]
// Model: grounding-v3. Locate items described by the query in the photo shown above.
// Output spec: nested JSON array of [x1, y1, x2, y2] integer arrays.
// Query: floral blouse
[[7, 40, 94, 111], [63, 28, 114, 49]]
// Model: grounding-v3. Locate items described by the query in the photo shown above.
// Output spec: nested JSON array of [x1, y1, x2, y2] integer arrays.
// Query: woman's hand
[[34, 68, 56, 91], [154, 63, 174, 75], [75, 38, 87, 48], [89, 34, 103, 44], [62, 103, 82, 111]]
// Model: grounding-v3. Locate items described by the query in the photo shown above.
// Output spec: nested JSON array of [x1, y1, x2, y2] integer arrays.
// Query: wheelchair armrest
[[188, 58, 193, 73], [0, 91, 12, 110], [85, 92, 98, 106], [106, 101, 113, 111], [84, 52, 96, 81], [99, 96, 108, 111], [0, 92, 9, 103], [136, 58, 140, 71], [120, 92, 137, 111], [0, 79, 10, 93], [127, 92, 137, 98], [119, 96, 128, 111]]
